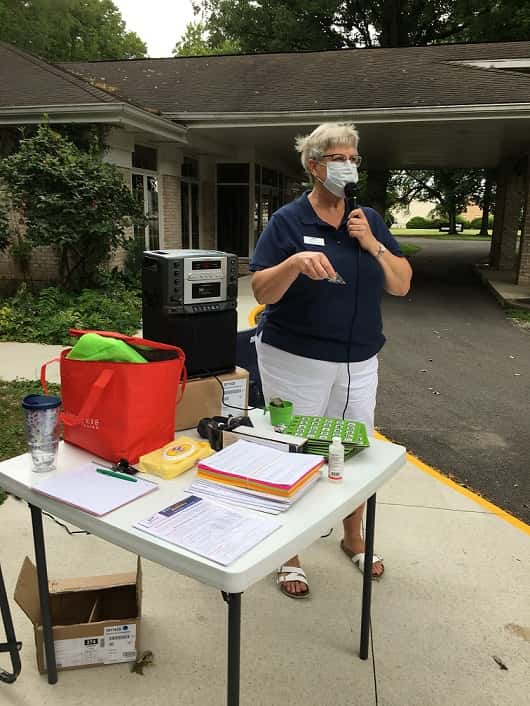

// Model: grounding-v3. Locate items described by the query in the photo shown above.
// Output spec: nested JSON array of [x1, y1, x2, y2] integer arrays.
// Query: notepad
[[33, 462, 158, 516]]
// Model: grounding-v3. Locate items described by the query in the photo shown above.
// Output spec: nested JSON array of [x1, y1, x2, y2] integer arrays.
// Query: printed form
[[134, 495, 281, 565]]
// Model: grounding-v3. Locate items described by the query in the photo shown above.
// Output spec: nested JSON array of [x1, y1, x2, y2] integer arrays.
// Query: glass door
[[133, 173, 160, 249]]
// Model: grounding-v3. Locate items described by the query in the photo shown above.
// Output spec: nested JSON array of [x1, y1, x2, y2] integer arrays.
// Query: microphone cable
[[341, 182, 361, 421]]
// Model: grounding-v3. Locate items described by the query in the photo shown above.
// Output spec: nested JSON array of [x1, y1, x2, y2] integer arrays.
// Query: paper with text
[[135, 495, 281, 565]]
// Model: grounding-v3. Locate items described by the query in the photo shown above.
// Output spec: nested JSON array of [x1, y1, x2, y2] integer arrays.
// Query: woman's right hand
[[291, 251, 336, 280]]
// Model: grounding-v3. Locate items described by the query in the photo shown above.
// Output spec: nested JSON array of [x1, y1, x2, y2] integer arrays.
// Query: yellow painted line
[[374, 430, 530, 536]]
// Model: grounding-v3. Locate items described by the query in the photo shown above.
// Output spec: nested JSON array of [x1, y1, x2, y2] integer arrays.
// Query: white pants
[[256, 337, 378, 435]]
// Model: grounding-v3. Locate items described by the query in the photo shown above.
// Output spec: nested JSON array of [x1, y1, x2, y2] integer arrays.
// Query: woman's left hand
[[347, 208, 379, 254]]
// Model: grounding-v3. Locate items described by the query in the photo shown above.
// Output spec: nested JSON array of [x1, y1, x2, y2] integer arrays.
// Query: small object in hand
[[131, 650, 154, 675], [269, 397, 284, 407], [327, 272, 346, 285]]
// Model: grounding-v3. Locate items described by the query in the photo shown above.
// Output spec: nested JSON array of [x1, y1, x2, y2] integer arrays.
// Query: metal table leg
[[29, 505, 57, 684], [222, 591, 241, 706], [360, 493, 376, 660], [0, 563, 22, 683]]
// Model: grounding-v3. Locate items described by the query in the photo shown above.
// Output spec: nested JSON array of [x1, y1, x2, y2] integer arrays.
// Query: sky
[[113, 0, 196, 58]]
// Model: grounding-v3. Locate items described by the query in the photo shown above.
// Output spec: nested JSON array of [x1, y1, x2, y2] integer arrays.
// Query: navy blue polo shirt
[[249, 192, 404, 363]]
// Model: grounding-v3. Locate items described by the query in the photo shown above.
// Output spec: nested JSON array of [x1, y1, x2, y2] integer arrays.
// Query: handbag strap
[[40, 358, 61, 395], [60, 369, 114, 427]]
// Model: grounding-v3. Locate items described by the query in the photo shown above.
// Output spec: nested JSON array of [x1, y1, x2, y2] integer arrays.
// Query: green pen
[[96, 467, 137, 483]]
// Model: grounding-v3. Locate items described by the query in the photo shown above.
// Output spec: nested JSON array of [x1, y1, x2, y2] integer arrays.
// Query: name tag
[[303, 236, 325, 246]]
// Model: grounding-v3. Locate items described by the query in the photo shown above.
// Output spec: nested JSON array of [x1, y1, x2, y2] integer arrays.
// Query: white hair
[[294, 122, 360, 174]]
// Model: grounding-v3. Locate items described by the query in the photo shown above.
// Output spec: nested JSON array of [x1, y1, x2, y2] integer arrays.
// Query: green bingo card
[[285, 415, 370, 458]]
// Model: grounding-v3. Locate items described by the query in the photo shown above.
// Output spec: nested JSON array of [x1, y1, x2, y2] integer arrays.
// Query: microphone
[[344, 181, 359, 213]]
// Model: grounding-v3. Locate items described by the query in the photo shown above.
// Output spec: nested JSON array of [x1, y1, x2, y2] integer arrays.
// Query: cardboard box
[[14, 556, 141, 673], [175, 366, 249, 431]]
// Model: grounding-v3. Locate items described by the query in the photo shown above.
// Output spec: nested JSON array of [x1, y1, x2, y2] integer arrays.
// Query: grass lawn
[[391, 228, 492, 240], [506, 308, 530, 324], [0, 379, 61, 506]]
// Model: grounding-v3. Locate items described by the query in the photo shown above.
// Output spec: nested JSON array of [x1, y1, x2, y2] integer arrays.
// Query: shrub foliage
[[0, 282, 142, 345], [0, 124, 144, 291]]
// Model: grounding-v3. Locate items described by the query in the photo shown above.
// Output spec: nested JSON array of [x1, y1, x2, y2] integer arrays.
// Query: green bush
[[0, 282, 142, 345], [470, 215, 494, 229], [406, 216, 431, 229]]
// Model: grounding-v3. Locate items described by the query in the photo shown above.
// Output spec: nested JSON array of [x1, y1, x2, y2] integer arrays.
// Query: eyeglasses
[[320, 153, 362, 166]]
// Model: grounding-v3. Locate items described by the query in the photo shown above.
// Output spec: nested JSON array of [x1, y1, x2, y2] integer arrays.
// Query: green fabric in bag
[[66, 333, 148, 363]]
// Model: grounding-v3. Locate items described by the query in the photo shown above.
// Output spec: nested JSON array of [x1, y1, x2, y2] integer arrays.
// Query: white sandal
[[276, 565, 310, 599], [341, 540, 384, 579], [351, 552, 384, 576]]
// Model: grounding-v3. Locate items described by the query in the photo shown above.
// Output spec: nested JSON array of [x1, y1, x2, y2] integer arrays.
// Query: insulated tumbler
[[21, 394, 61, 472]]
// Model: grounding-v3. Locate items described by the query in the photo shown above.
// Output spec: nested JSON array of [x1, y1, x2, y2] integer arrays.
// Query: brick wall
[[0, 245, 60, 292], [160, 174, 181, 248]]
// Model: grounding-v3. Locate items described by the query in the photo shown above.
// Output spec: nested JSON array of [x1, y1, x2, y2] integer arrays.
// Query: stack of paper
[[188, 440, 324, 514]]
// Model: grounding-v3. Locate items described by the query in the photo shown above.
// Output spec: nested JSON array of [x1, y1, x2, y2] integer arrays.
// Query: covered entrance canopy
[[66, 40, 530, 285]]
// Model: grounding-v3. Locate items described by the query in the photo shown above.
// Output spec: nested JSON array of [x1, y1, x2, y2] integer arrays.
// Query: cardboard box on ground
[[175, 367, 249, 431], [14, 557, 141, 673]]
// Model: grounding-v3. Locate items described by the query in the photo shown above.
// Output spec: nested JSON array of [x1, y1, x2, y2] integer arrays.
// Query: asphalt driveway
[[378, 238, 530, 523]]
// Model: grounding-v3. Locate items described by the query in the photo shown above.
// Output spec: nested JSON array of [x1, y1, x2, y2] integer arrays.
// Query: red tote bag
[[41, 329, 186, 464]]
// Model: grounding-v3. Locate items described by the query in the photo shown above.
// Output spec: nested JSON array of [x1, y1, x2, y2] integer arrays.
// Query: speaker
[[142, 249, 238, 378], [142, 307, 237, 378]]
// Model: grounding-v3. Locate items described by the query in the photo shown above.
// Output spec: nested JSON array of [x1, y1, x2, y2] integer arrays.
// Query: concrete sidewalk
[[1, 276, 529, 706]]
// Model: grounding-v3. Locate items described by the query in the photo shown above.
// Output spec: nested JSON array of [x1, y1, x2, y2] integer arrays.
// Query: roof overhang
[[165, 103, 530, 128], [176, 103, 530, 171], [0, 102, 187, 143]]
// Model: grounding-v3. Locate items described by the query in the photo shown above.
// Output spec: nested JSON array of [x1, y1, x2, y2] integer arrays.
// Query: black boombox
[[142, 250, 239, 378]]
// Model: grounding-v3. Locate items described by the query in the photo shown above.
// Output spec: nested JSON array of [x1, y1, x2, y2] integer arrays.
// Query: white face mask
[[316, 161, 359, 198]]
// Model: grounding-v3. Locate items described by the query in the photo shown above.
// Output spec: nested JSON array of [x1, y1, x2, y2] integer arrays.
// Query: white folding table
[[0, 416, 405, 705]]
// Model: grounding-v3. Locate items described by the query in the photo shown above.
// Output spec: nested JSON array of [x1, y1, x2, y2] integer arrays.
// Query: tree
[[195, 1, 530, 51], [174, 21, 241, 56], [0, 0, 146, 61], [188, 1, 530, 218], [196, 0, 343, 53], [0, 124, 145, 290], [450, 0, 530, 43], [393, 169, 485, 233]]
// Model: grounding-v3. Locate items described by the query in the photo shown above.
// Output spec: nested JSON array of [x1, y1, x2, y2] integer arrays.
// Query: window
[[133, 174, 160, 250], [254, 165, 283, 239], [132, 145, 157, 171], [217, 163, 250, 256], [181, 158, 199, 249], [217, 184, 249, 256]]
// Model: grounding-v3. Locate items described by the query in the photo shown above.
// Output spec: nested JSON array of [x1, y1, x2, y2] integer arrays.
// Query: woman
[[250, 122, 412, 599]]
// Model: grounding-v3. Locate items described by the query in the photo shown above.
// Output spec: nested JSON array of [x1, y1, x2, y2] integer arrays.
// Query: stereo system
[[142, 249, 239, 378]]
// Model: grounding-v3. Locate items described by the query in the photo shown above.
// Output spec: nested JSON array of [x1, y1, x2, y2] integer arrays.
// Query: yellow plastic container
[[138, 437, 213, 480]]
